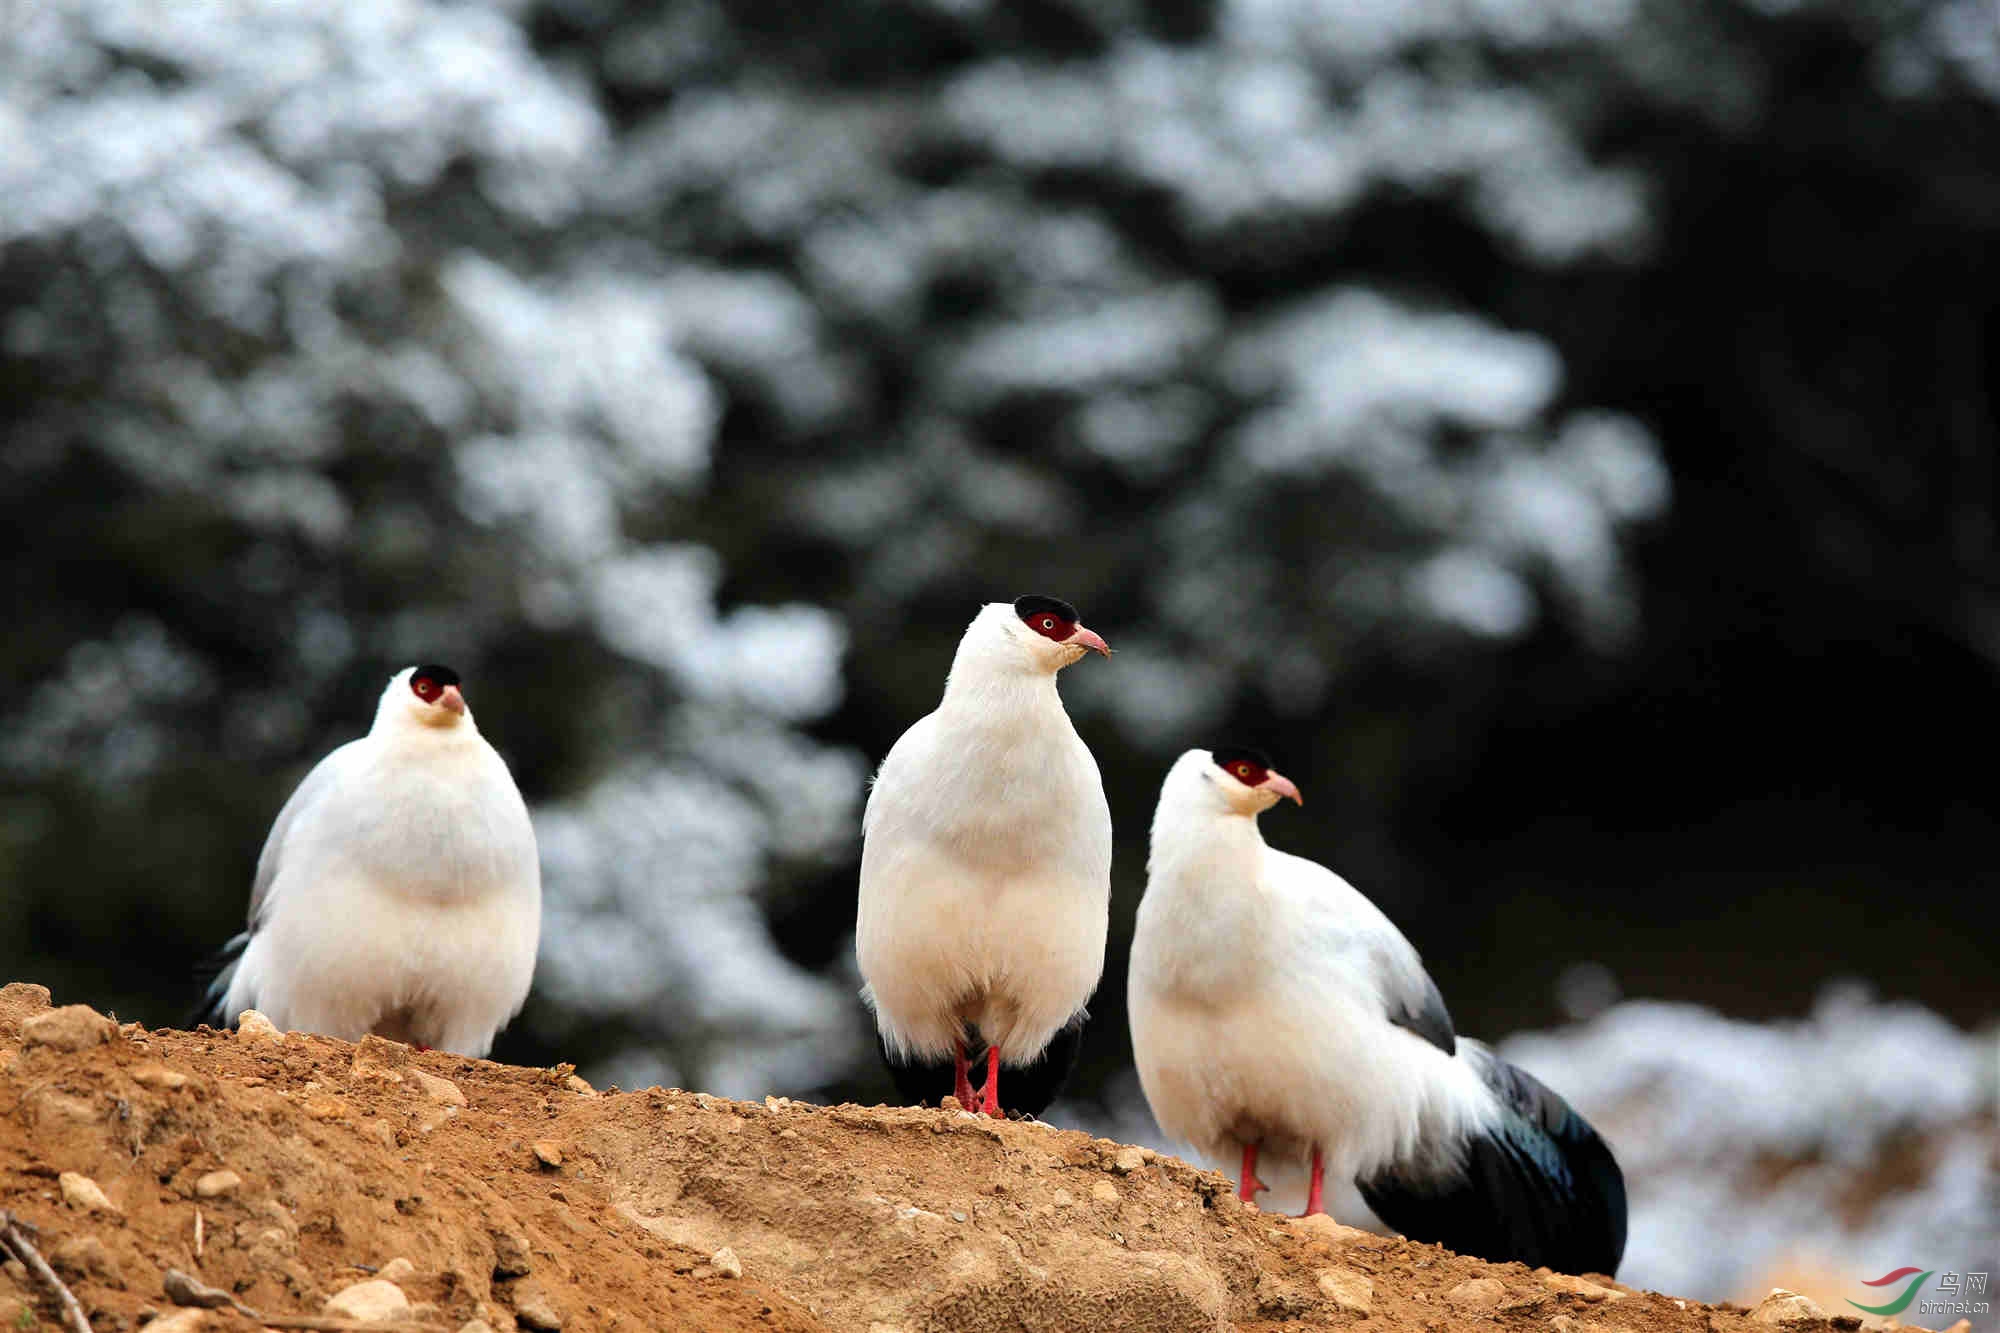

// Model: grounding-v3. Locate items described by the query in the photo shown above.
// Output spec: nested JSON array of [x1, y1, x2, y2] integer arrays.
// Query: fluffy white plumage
[[1129, 748, 1500, 1190], [856, 601, 1112, 1076], [213, 666, 541, 1057]]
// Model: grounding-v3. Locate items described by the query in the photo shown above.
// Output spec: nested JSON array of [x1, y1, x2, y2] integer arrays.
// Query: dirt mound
[[0, 982, 1934, 1333]]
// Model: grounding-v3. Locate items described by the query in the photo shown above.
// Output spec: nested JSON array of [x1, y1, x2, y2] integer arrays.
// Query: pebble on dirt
[[59, 1169, 119, 1213], [193, 1170, 241, 1199], [323, 1277, 412, 1322], [21, 1004, 118, 1052]]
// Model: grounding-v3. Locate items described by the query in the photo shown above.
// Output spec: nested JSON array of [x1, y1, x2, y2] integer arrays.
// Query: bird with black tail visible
[[198, 664, 541, 1058], [1128, 747, 1626, 1276], [857, 596, 1113, 1118]]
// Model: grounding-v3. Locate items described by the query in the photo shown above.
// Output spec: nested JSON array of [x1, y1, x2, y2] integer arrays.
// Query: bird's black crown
[[1013, 594, 1079, 622], [413, 663, 462, 686], [1210, 744, 1274, 771]]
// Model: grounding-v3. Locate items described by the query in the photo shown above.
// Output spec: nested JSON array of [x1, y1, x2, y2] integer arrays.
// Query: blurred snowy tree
[[0, 0, 868, 1095]]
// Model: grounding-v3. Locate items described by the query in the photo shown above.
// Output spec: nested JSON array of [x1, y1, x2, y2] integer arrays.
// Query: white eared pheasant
[[1128, 746, 1626, 1276], [856, 596, 1113, 1117], [202, 664, 541, 1058]]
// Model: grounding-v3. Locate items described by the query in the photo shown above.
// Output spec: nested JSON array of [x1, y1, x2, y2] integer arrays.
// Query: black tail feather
[[187, 931, 249, 1031], [1358, 1053, 1627, 1277], [878, 1019, 1086, 1118]]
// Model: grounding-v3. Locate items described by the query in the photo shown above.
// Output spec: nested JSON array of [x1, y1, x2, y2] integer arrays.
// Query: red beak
[[440, 685, 467, 715], [1067, 625, 1112, 657], [1264, 771, 1302, 806]]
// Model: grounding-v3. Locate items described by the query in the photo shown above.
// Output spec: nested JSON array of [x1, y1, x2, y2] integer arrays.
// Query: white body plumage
[[1129, 749, 1500, 1191], [216, 666, 541, 1057], [856, 601, 1112, 1067]]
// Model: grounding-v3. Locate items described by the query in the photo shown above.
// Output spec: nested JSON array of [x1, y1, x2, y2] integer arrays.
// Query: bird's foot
[[951, 1039, 978, 1109], [1238, 1142, 1268, 1203], [1297, 1148, 1327, 1216], [978, 1044, 1003, 1117]]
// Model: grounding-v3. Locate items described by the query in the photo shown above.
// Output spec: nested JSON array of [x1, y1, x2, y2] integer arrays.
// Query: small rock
[[1107, 1146, 1148, 1174], [1256, 1274, 1313, 1317], [490, 1228, 533, 1277], [940, 1095, 964, 1112], [1317, 1267, 1374, 1316], [1550, 1316, 1583, 1333], [531, 1141, 563, 1169], [1449, 1278, 1509, 1311], [1545, 1273, 1619, 1302], [1051, 1189, 1076, 1208], [130, 1064, 191, 1091], [377, 1257, 417, 1284], [0, 981, 52, 1034], [1751, 1289, 1829, 1325], [510, 1276, 565, 1330], [1293, 1212, 1380, 1246], [710, 1247, 744, 1279], [350, 1035, 412, 1080], [1090, 1180, 1120, 1203], [59, 1170, 119, 1213], [235, 1010, 283, 1044], [163, 1269, 236, 1309], [52, 1234, 124, 1288], [412, 1070, 468, 1106], [563, 1074, 595, 1096], [21, 1004, 117, 1052], [193, 1170, 242, 1199], [459, 1323, 499, 1333], [323, 1277, 411, 1322], [302, 1096, 348, 1120]]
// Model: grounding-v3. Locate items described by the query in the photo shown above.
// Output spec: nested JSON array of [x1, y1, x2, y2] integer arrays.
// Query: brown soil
[[0, 982, 1917, 1333]]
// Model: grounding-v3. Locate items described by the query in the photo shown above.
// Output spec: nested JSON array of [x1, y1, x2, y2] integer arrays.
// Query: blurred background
[[2, 0, 1995, 1319]]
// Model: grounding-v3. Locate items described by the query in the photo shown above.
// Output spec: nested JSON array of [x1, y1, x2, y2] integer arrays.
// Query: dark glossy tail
[[187, 931, 249, 1030], [878, 1019, 1086, 1118], [1358, 1049, 1627, 1277]]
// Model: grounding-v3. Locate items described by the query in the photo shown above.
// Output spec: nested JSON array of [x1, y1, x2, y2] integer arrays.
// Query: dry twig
[[0, 1210, 94, 1333]]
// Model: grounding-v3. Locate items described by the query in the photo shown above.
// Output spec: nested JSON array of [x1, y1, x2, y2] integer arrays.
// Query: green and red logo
[[1848, 1268, 1935, 1316]]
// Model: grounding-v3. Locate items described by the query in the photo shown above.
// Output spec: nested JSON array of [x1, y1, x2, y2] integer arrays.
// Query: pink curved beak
[[1067, 624, 1112, 657], [440, 684, 467, 715], [1264, 771, 1303, 806]]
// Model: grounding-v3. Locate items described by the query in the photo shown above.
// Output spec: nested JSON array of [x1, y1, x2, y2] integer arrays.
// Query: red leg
[[978, 1044, 1002, 1117], [1301, 1147, 1327, 1217], [951, 1039, 977, 1109], [1238, 1142, 1268, 1203]]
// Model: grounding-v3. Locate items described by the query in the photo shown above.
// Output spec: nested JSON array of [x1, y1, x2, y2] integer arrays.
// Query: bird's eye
[[1236, 765, 1251, 778], [1041, 617, 1055, 630], [412, 677, 437, 701]]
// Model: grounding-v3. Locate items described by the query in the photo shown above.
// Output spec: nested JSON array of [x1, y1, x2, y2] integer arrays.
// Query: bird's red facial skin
[[1224, 759, 1270, 787], [411, 674, 443, 704], [1021, 609, 1078, 643]]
